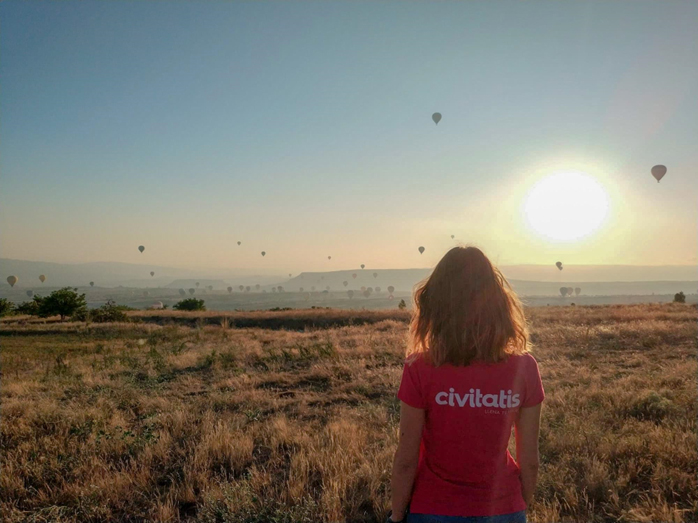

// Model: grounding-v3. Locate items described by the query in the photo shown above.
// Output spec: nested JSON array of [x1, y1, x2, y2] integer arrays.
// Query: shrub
[[14, 300, 41, 316], [91, 300, 132, 323], [398, 299, 407, 310], [0, 298, 14, 317], [673, 291, 686, 303], [37, 288, 87, 320], [173, 298, 206, 311]]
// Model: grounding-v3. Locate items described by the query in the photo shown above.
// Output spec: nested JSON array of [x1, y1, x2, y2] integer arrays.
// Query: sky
[[2, 1, 697, 274]]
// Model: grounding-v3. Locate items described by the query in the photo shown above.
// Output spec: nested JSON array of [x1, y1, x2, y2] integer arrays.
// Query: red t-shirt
[[397, 352, 544, 517]]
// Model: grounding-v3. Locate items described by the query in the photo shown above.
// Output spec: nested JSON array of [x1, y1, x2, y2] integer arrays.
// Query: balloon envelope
[[39, 275, 46, 283], [651, 165, 667, 182], [373, 273, 378, 278], [432, 112, 442, 125], [387, 285, 395, 293], [556, 261, 563, 270], [138, 245, 145, 253], [26, 290, 33, 297], [179, 289, 186, 296], [7, 275, 17, 287], [150, 271, 155, 277], [352, 274, 357, 279], [343, 281, 348, 287], [90, 281, 94, 287], [227, 286, 233, 293], [418, 246, 425, 254], [360, 264, 365, 269], [237, 241, 241, 246], [261, 251, 266, 257], [189, 288, 195, 295]]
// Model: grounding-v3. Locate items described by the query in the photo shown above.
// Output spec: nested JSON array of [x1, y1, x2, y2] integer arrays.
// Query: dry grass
[[1, 303, 696, 522]]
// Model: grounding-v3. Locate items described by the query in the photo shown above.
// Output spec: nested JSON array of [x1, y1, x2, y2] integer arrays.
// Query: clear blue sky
[[2, 1, 697, 272]]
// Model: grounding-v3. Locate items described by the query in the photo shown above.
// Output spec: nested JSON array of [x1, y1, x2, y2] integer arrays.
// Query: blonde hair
[[408, 246, 529, 366]]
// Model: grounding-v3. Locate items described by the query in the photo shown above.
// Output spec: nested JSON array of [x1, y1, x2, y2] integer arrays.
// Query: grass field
[[1, 304, 696, 522]]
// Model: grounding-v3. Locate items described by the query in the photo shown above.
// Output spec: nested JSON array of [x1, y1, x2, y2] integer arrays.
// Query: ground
[[1, 304, 696, 522]]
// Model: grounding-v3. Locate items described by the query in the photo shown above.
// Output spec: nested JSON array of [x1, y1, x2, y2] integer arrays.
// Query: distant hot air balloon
[[239, 285, 244, 291], [387, 285, 395, 294], [237, 241, 241, 246], [255, 284, 260, 290], [361, 264, 365, 269], [196, 282, 200, 287], [418, 246, 425, 254], [245, 286, 251, 292], [328, 256, 332, 260], [352, 273, 357, 279], [560, 287, 568, 297], [90, 281, 95, 287], [179, 289, 186, 296], [39, 275, 46, 283], [343, 281, 348, 287], [651, 165, 667, 183], [261, 251, 266, 257], [227, 286, 233, 293], [7, 275, 17, 287], [277, 286, 283, 292], [451, 235, 455, 239], [189, 288, 195, 295], [347, 290, 354, 299], [299, 287, 304, 292], [567, 287, 574, 296], [389, 294, 394, 300], [574, 287, 581, 296], [207, 285, 213, 291], [363, 290, 370, 298], [138, 245, 145, 253], [373, 272, 378, 278], [26, 290, 33, 297], [272, 287, 277, 293], [375, 286, 381, 292], [288, 273, 292, 277], [361, 286, 366, 292], [556, 261, 563, 271], [150, 271, 155, 277], [432, 112, 442, 125]]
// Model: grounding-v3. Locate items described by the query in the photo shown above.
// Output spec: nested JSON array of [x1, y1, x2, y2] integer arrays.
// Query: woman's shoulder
[[505, 352, 540, 368]]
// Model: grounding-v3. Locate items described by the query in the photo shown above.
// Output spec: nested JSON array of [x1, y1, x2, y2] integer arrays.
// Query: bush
[[398, 299, 407, 310], [14, 300, 41, 316], [0, 298, 14, 317], [673, 291, 686, 303], [38, 287, 87, 320], [173, 298, 206, 311], [83, 300, 132, 323]]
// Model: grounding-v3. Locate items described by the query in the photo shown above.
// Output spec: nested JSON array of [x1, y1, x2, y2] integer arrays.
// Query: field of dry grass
[[1, 304, 696, 522]]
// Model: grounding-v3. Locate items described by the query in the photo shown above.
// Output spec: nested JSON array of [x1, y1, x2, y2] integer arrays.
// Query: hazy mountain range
[[1, 258, 696, 297]]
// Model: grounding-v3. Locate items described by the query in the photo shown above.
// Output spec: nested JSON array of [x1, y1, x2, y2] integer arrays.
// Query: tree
[[673, 291, 686, 304], [173, 298, 206, 311], [0, 298, 14, 317], [398, 299, 407, 310], [37, 287, 87, 320], [14, 300, 41, 316]]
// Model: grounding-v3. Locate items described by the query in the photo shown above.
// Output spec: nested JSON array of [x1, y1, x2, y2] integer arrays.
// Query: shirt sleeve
[[397, 358, 427, 409], [521, 354, 545, 408]]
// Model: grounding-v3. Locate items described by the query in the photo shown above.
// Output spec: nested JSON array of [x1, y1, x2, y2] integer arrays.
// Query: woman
[[388, 246, 544, 523]]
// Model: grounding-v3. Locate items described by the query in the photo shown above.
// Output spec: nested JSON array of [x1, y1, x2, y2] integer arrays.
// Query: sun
[[523, 171, 609, 242]]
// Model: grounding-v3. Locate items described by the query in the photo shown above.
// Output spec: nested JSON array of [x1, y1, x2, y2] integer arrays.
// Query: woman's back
[[398, 353, 544, 517]]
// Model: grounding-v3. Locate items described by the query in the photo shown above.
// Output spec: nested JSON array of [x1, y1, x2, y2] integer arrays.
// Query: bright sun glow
[[524, 171, 609, 242]]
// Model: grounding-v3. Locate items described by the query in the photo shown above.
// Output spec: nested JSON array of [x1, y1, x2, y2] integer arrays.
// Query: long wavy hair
[[408, 246, 529, 366]]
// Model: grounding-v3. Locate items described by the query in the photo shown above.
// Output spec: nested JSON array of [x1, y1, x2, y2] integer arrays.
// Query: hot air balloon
[[361, 286, 366, 292], [352, 273, 357, 279], [451, 235, 455, 239], [179, 289, 186, 296], [227, 286, 233, 293], [245, 286, 251, 292], [347, 290, 354, 299], [387, 285, 395, 294], [255, 284, 260, 290], [556, 262, 563, 271], [26, 290, 33, 297], [272, 287, 277, 293], [196, 282, 200, 287], [207, 285, 213, 291], [261, 251, 266, 257], [363, 290, 370, 298], [6, 276, 17, 287], [90, 281, 95, 287], [277, 286, 283, 292], [138, 245, 145, 253], [389, 294, 394, 300], [432, 112, 442, 125], [328, 256, 332, 260], [239, 285, 244, 291], [299, 287, 304, 292], [418, 246, 425, 254], [39, 275, 46, 283], [574, 287, 581, 296], [361, 264, 365, 269], [373, 272, 378, 278], [560, 287, 568, 297], [651, 165, 667, 183], [288, 273, 292, 277], [189, 288, 196, 295], [343, 281, 348, 287], [375, 286, 381, 292], [237, 241, 241, 246], [150, 271, 155, 277], [567, 287, 574, 296]]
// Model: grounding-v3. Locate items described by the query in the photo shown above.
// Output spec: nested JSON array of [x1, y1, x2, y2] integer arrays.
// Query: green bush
[[673, 291, 686, 303], [38, 287, 87, 320], [173, 298, 206, 311], [88, 300, 133, 323], [14, 300, 41, 316], [0, 298, 14, 317]]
